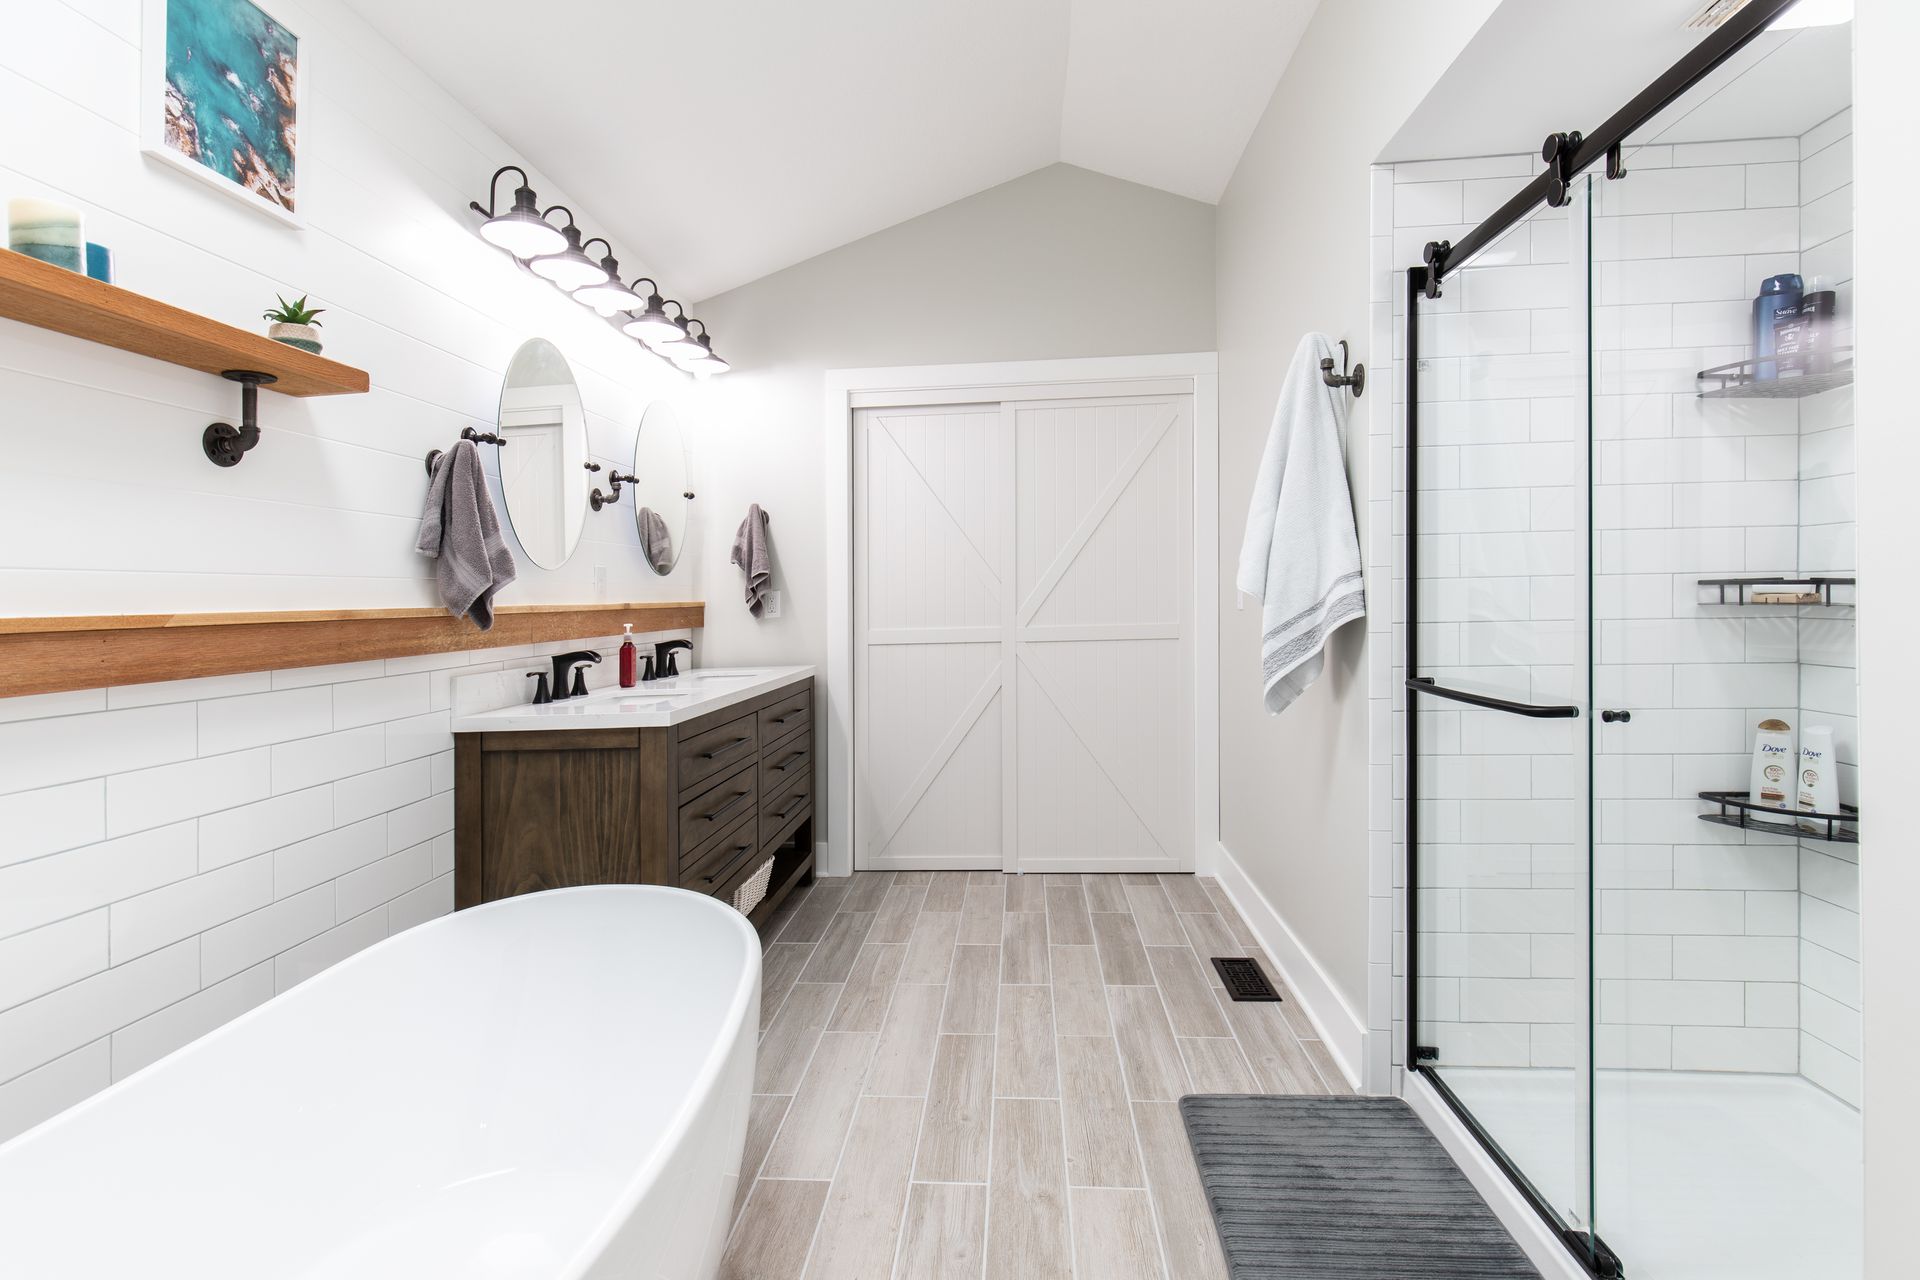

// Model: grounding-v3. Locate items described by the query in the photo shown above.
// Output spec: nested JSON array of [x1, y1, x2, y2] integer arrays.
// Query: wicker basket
[[731, 856, 777, 916]]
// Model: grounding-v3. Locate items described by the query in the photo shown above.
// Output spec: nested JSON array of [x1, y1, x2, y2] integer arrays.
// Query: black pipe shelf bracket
[[1320, 339, 1365, 398], [423, 426, 508, 476], [202, 370, 279, 467]]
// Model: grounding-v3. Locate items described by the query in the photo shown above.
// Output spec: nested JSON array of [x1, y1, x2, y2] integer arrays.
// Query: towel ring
[[1321, 340, 1366, 398]]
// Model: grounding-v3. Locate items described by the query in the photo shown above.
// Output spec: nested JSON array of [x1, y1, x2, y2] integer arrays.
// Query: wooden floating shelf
[[0, 601, 703, 699], [0, 248, 369, 397]]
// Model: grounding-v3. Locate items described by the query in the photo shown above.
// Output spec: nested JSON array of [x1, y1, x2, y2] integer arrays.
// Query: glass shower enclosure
[[1402, 3, 1860, 1277]]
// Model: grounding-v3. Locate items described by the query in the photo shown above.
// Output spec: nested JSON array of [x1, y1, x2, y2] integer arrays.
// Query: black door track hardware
[[203, 370, 278, 467]]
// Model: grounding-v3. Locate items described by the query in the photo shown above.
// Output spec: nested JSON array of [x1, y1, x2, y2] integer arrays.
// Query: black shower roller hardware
[[1320, 339, 1366, 398]]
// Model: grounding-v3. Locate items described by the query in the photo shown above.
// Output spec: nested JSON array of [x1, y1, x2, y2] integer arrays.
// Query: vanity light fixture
[[656, 315, 708, 361], [571, 242, 644, 313], [622, 284, 686, 342], [469, 166, 567, 259], [527, 209, 611, 291], [679, 326, 729, 376]]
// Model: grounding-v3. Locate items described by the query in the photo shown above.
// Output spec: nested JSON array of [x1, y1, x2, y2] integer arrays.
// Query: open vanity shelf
[[1697, 576, 1856, 606], [1698, 790, 1858, 845], [0, 249, 369, 396]]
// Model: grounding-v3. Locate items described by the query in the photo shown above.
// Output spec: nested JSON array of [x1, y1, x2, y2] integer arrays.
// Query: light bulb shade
[[528, 227, 609, 291], [627, 311, 685, 342], [479, 208, 567, 258], [573, 278, 642, 312], [699, 349, 730, 374]]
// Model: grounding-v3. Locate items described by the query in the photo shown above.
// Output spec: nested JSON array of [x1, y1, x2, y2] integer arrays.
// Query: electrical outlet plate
[[761, 590, 783, 618]]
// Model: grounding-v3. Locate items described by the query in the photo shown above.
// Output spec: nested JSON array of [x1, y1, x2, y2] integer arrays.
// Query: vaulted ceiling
[[344, 0, 1320, 300]]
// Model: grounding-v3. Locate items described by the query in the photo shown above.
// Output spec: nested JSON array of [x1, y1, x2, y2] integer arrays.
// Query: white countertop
[[451, 666, 815, 733]]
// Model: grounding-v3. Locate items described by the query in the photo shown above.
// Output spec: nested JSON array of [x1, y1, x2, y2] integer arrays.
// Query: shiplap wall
[[0, 0, 706, 1139]]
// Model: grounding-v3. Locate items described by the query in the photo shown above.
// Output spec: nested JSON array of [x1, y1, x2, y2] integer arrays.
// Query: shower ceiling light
[[469, 166, 567, 258]]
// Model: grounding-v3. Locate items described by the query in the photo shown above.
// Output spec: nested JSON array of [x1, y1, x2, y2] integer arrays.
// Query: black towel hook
[[1320, 340, 1366, 398], [424, 426, 508, 475]]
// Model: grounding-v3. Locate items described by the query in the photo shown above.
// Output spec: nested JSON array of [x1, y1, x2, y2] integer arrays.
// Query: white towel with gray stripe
[[1235, 333, 1366, 714]]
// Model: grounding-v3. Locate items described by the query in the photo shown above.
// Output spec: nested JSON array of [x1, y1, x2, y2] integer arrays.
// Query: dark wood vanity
[[452, 675, 815, 925]]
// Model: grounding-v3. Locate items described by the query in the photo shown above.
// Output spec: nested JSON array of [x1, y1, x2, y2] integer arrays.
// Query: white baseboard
[[1209, 841, 1366, 1092], [1401, 1071, 1588, 1280]]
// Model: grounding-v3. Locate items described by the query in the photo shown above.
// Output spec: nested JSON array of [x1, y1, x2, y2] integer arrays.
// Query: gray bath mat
[[1179, 1095, 1540, 1278]]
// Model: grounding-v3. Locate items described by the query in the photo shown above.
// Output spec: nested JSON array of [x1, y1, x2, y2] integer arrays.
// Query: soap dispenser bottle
[[619, 624, 638, 688]]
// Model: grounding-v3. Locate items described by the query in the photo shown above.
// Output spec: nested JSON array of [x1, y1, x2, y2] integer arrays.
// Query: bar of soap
[[8, 197, 84, 272]]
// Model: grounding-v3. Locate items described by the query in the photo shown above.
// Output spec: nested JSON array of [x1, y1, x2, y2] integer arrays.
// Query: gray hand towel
[[416, 438, 517, 630], [638, 506, 673, 574], [729, 503, 772, 616]]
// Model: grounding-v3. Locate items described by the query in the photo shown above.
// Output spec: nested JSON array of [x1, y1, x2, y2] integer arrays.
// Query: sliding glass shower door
[[1407, 182, 1597, 1251]]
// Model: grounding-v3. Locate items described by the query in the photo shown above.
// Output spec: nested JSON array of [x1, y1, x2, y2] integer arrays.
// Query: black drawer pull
[[770, 750, 806, 773], [699, 841, 755, 885], [770, 713, 798, 727], [771, 796, 807, 822], [699, 736, 751, 760], [705, 791, 752, 824]]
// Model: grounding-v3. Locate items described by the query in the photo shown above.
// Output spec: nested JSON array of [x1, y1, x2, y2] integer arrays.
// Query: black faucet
[[651, 639, 692, 680], [549, 650, 602, 700]]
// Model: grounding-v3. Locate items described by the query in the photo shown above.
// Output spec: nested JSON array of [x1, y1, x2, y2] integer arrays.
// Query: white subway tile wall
[[0, 635, 631, 1142], [1373, 116, 1858, 1105]]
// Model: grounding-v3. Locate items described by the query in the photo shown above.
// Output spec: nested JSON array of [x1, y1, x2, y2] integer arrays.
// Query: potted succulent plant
[[262, 294, 325, 354]]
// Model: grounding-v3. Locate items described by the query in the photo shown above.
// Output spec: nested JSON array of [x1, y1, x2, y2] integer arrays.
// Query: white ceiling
[[345, 0, 1318, 301]]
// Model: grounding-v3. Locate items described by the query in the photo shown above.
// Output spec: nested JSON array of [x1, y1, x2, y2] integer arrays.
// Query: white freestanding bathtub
[[0, 885, 761, 1280]]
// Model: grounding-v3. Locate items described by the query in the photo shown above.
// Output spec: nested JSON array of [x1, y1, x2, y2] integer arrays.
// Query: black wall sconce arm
[[1320, 339, 1365, 398], [203, 370, 278, 467]]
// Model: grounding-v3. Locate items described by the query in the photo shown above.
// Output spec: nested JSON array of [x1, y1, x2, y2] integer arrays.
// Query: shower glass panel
[[1586, 13, 1861, 1278], [1408, 192, 1593, 1241]]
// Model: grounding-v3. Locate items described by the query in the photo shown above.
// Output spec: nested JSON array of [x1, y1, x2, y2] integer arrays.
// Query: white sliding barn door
[[853, 393, 1193, 873]]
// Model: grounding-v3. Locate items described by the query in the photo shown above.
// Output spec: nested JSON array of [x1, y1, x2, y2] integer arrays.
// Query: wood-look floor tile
[[733, 1094, 792, 1222], [865, 982, 946, 1097], [1057, 1035, 1144, 1189], [899, 910, 961, 985], [761, 942, 815, 1031], [1118, 873, 1160, 886], [777, 881, 850, 945], [757, 983, 843, 1094], [1123, 880, 1186, 945], [1302, 1038, 1355, 1095], [923, 872, 969, 912], [1214, 989, 1323, 1094], [762, 1032, 879, 1179], [1203, 881, 1261, 946], [1004, 872, 1046, 912], [1177, 1036, 1257, 1093], [762, 882, 813, 949], [1001, 909, 1049, 984], [1081, 874, 1129, 913], [1267, 968, 1323, 1042], [968, 870, 1002, 886], [721, 1178, 829, 1280], [1043, 873, 1082, 886], [1146, 945, 1230, 1038], [1108, 986, 1190, 1101], [895, 1182, 986, 1280], [1044, 884, 1093, 945], [1178, 912, 1243, 981], [829, 944, 906, 1033], [803, 1096, 921, 1280], [984, 1098, 1071, 1280], [1132, 1101, 1230, 1280], [994, 984, 1057, 1098], [1049, 945, 1109, 1036], [957, 883, 1005, 944], [941, 944, 1000, 1034], [1069, 1186, 1166, 1280], [843, 871, 896, 911], [1158, 874, 1215, 913], [867, 884, 926, 945], [1090, 911, 1154, 985], [893, 871, 933, 885], [799, 911, 876, 983], [915, 1034, 994, 1182]]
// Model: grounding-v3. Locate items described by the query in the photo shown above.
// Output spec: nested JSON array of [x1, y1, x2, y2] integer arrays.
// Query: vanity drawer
[[757, 686, 812, 744], [761, 723, 812, 795], [679, 807, 759, 895], [676, 711, 759, 796], [760, 768, 813, 850], [678, 763, 759, 857]]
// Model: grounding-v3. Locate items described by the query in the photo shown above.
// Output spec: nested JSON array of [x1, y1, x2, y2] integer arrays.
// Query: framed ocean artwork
[[140, 0, 307, 226]]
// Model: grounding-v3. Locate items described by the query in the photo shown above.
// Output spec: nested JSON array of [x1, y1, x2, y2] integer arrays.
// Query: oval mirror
[[497, 338, 589, 570], [631, 400, 691, 576]]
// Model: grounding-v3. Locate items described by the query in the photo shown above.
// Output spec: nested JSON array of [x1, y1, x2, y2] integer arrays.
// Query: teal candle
[[8, 197, 84, 272]]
